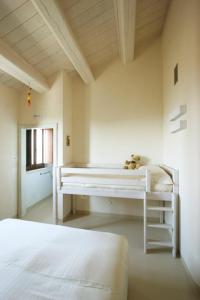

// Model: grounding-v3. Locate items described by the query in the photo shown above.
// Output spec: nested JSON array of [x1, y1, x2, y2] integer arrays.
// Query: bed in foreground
[[0, 219, 128, 300]]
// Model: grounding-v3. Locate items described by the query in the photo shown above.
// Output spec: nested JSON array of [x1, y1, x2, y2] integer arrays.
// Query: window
[[26, 128, 53, 171]]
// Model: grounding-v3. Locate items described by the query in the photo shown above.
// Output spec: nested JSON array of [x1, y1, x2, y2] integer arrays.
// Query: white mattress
[[0, 219, 128, 300], [62, 175, 173, 192], [61, 165, 173, 192]]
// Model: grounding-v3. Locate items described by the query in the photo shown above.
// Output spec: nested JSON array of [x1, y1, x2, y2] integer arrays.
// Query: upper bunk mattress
[[62, 165, 173, 192], [0, 219, 128, 300]]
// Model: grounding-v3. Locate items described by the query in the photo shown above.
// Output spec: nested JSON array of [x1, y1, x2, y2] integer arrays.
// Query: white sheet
[[62, 175, 173, 192], [61, 165, 173, 192], [0, 219, 128, 300]]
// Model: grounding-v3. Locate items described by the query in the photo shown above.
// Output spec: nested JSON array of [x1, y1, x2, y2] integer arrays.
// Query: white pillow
[[139, 165, 173, 185]]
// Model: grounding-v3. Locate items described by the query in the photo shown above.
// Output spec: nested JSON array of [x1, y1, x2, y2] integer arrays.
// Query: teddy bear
[[124, 160, 135, 169], [124, 154, 141, 169], [131, 154, 141, 169]]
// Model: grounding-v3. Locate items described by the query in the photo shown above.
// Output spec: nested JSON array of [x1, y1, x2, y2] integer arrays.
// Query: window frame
[[26, 128, 52, 171]]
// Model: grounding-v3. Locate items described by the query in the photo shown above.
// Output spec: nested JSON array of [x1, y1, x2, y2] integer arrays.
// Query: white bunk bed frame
[[56, 163, 179, 257]]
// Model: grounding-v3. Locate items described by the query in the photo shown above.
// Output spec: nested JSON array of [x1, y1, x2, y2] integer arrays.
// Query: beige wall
[[19, 72, 64, 165], [63, 71, 73, 165], [18, 70, 73, 166], [19, 71, 73, 218], [162, 0, 200, 286], [72, 39, 163, 216], [72, 39, 163, 164], [0, 84, 19, 219]]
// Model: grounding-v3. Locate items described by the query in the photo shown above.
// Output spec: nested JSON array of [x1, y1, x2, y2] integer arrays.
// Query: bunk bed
[[56, 164, 179, 257]]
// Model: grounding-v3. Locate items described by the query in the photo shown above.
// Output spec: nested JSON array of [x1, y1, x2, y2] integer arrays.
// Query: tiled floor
[[23, 197, 200, 300]]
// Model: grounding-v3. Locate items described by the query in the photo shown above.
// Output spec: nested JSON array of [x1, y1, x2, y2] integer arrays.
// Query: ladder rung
[[147, 223, 172, 229], [147, 240, 173, 248], [147, 206, 172, 212], [146, 194, 172, 201]]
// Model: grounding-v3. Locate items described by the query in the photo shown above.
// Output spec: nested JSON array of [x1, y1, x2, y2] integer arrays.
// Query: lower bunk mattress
[[0, 219, 128, 300]]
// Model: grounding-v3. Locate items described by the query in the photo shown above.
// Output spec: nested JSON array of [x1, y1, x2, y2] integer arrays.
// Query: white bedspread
[[0, 219, 128, 300]]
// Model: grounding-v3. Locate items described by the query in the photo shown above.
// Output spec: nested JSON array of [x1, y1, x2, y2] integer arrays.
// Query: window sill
[[26, 164, 52, 174]]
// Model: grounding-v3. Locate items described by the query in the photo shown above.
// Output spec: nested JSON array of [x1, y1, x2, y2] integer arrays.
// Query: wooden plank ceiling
[[0, 0, 170, 90]]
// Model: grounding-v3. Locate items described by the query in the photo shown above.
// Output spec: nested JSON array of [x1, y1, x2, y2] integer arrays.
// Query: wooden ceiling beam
[[114, 0, 137, 64], [0, 38, 49, 93], [31, 0, 95, 84]]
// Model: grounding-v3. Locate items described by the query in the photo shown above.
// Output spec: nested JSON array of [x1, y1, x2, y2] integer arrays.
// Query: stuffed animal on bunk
[[124, 154, 141, 169]]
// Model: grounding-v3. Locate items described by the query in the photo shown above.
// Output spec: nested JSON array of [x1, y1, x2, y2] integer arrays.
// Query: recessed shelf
[[169, 105, 187, 121], [170, 120, 187, 134]]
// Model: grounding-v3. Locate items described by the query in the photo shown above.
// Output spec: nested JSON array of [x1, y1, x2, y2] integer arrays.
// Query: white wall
[[0, 84, 19, 219], [72, 40, 163, 216], [162, 0, 200, 286]]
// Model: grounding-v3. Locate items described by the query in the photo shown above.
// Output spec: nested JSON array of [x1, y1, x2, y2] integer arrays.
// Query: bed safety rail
[[57, 165, 151, 193]]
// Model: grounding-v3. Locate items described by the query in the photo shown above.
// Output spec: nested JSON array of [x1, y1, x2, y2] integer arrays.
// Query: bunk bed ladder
[[144, 192, 177, 257]]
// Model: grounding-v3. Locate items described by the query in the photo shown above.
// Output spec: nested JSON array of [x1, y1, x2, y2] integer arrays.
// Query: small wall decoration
[[27, 87, 32, 107], [174, 64, 178, 85], [169, 104, 187, 121], [169, 104, 187, 134], [66, 135, 71, 146], [170, 120, 187, 134]]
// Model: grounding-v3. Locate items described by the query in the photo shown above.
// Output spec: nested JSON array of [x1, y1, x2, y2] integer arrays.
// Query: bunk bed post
[[144, 191, 147, 253], [172, 170, 179, 257], [144, 169, 151, 253], [146, 169, 151, 192], [57, 167, 61, 190], [54, 166, 61, 224], [53, 166, 58, 224], [172, 169, 179, 257], [56, 166, 62, 223], [172, 193, 177, 257]]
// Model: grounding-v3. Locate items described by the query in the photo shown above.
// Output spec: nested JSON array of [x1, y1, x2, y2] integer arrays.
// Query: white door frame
[[18, 123, 58, 224]]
